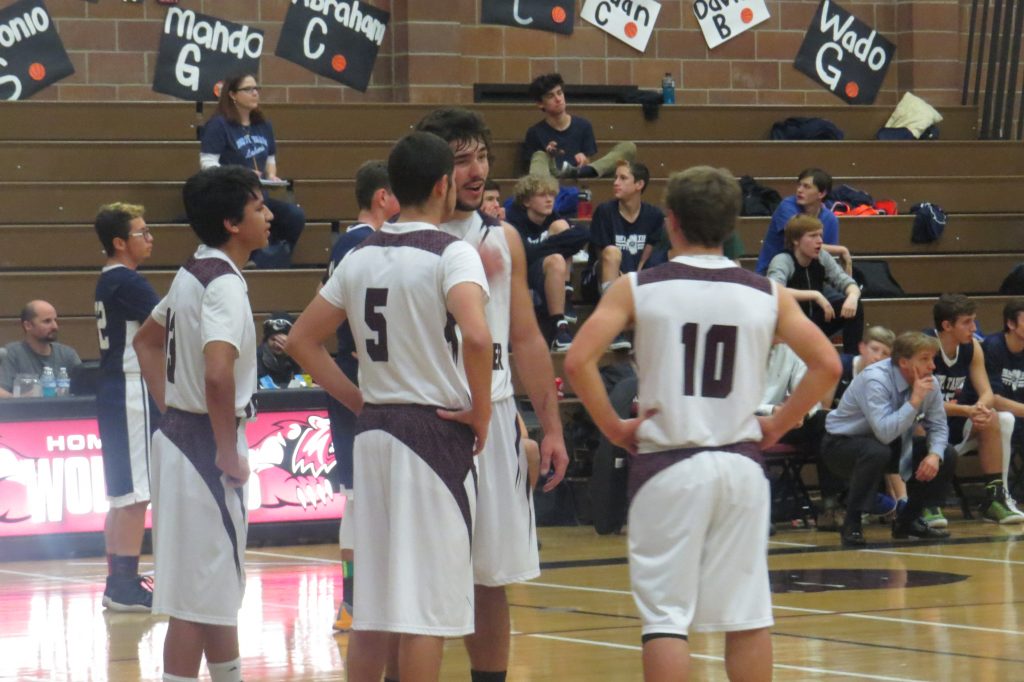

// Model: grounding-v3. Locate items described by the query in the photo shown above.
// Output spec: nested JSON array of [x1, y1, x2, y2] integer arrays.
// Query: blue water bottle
[[662, 72, 676, 105], [40, 366, 57, 398]]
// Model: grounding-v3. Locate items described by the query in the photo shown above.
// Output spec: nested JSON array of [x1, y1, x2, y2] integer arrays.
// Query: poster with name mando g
[[152, 7, 263, 101]]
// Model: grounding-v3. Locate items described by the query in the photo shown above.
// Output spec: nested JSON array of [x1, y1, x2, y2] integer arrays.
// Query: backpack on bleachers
[[738, 175, 782, 216], [828, 184, 874, 209], [853, 260, 906, 298], [769, 117, 845, 140], [909, 202, 947, 243], [999, 264, 1024, 295]]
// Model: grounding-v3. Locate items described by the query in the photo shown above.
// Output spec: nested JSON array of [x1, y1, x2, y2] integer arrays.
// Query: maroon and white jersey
[[319, 221, 489, 408], [150, 245, 256, 417], [630, 255, 777, 454], [441, 211, 514, 402]]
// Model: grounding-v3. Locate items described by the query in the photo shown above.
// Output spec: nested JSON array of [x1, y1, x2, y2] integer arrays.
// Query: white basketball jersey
[[441, 212, 514, 401], [319, 221, 489, 408], [630, 255, 777, 453], [151, 245, 257, 417]]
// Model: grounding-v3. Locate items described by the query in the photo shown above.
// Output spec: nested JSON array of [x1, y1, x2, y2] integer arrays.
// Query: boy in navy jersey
[[980, 298, 1024, 510], [93, 203, 161, 611]]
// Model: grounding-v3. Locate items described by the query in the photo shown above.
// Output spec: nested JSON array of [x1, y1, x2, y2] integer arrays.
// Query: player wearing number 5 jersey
[[286, 132, 492, 682], [134, 167, 271, 682], [93, 203, 161, 613], [566, 166, 840, 682]]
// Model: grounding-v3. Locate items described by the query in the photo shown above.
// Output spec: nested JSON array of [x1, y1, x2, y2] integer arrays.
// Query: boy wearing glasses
[[93, 202, 162, 611]]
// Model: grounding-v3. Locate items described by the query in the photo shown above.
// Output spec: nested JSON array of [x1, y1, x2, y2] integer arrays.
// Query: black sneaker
[[563, 294, 578, 325], [551, 324, 573, 352], [102, 574, 153, 612], [608, 333, 632, 352]]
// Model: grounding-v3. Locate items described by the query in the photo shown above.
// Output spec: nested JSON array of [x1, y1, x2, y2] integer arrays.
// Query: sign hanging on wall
[[481, 0, 574, 35], [0, 0, 75, 100], [793, 0, 894, 105], [275, 0, 389, 93], [580, 0, 661, 52], [152, 7, 264, 101], [693, 0, 770, 49]]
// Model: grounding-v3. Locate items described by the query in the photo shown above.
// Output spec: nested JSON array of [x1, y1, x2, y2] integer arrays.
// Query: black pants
[[821, 433, 957, 521], [815, 294, 864, 355]]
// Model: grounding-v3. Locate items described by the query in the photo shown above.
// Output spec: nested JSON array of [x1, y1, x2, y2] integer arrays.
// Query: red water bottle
[[577, 186, 592, 220]]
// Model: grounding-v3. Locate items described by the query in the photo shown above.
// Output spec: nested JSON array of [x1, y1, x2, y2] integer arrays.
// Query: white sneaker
[[572, 249, 589, 264]]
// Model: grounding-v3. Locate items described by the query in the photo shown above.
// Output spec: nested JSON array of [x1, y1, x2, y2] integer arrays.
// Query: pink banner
[[0, 410, 344, 538]]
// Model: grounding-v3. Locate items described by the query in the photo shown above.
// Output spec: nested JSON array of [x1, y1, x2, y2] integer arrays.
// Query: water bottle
[[56, 367, 71, 397], [662, 72, 676, 105], [40, 366, 57, 398], [577, 186, 593, 220]]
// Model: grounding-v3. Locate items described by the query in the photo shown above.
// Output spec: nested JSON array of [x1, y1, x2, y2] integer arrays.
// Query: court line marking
[[768, 540, 817, 547], [0, 567, 94, 585], [863, 547, 1024, 566], [247, 549, 342, 564], [526, 581, 1024, 636], [528, 633, 930, 681]]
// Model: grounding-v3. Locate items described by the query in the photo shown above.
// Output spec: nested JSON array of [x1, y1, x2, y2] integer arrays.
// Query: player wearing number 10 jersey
[[566, 166, 839, 682], [287, 132, 493, 682]]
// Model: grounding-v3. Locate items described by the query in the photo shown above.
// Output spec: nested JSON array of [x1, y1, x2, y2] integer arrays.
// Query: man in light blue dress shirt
[[823, 331, 957, 546]]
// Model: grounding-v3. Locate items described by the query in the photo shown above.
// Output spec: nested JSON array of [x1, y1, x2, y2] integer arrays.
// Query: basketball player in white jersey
[[134, 166, 271, 682], [286, 132, 493, 682], [416, 107, 569, 682], [566, 166, 840, 682]]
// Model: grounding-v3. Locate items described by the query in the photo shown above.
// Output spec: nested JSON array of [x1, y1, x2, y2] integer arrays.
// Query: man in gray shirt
[[823, 331, 956, 546], [0, 300, 81, 398]]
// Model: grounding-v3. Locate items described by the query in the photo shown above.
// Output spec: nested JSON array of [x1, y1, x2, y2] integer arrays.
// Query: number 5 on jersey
[[364, 288, 389, 362]]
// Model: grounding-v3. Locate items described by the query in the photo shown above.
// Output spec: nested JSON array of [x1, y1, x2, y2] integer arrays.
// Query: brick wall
[[33, 0, 965, 106]]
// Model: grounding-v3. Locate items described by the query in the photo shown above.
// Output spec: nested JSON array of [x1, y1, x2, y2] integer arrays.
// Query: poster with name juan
[[0, 0, 75, 100], [152, 7, 264, 101], [481, 0, 574, 35], [581, 0, 661, 52], [275, 0, 389, 93], [793, 0, 894, 104]]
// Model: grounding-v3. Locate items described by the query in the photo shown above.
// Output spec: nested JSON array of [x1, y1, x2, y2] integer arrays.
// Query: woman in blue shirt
[[200, 72, 305, 267]]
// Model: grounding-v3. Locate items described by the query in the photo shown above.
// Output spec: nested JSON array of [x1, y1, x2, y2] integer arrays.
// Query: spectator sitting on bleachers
[[925, 294, 1024, 525], [0, 300, 82, 398], [826, 325, 895, 407], [505, 174, 589, 352], [582, 160, 664, 351], [257, 313, 303, 389], [823, 332, 956, 546], [481, 179, 505, 222], [199, 71, 306, 269], [523, 73, 637, 179], [767, 214, 863, 354], [977, 298, 1024, 513], [755, 167, 851, 275]]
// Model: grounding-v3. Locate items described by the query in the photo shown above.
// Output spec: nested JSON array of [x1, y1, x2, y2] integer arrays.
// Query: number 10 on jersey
[[680, 323, 737, 398]]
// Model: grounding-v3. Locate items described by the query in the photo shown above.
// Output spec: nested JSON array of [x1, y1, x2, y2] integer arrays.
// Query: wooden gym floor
[[2, 519, 1023, 681]]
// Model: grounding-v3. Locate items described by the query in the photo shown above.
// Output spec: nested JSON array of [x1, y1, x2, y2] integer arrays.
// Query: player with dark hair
[[134, 166, 271, 682], [93, 202, 161, 612], [417, 107, 569, 682], [286, 131, 493, 682], [566, 165, 839, 682]]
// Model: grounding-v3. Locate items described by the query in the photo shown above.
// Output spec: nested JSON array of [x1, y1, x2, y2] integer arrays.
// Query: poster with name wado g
[[481, 0, 574, 35], [276, 0, 389, 93], [793, 0, 894, 105], [581, 0, 661, 53], [153, 7, 263, 101], [693, 0, 770, 50], [0, 0, 74, 100]]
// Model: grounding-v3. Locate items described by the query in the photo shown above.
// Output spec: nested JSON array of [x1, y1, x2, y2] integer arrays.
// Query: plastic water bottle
[[56, 367, 71, 397], [40, 367, 57, 398], [662, 72, 676, 105]]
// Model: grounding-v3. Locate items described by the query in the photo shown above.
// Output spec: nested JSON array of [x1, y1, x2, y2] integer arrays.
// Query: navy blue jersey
[[588, 200, 665, 274], [326, 223, 375, 367], [925, 329, 976, 404], [200, 114, 277, 175], [95, 265, 160, 375], [523, 116, 597, 168], [982, 331, 1024, 403]]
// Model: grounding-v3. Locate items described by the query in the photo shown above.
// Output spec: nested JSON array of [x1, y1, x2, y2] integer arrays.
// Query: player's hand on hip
[[216, 451, 250, 488], [609, 409, 657, 456], [539, 433, 569, 491], [757, 415, 788, 450], [437, 407, 491, 455]]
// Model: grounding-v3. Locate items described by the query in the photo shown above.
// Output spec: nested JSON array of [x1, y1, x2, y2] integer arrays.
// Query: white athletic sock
[[163, 674, 198, 682], [208, 657, 242, 682]]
